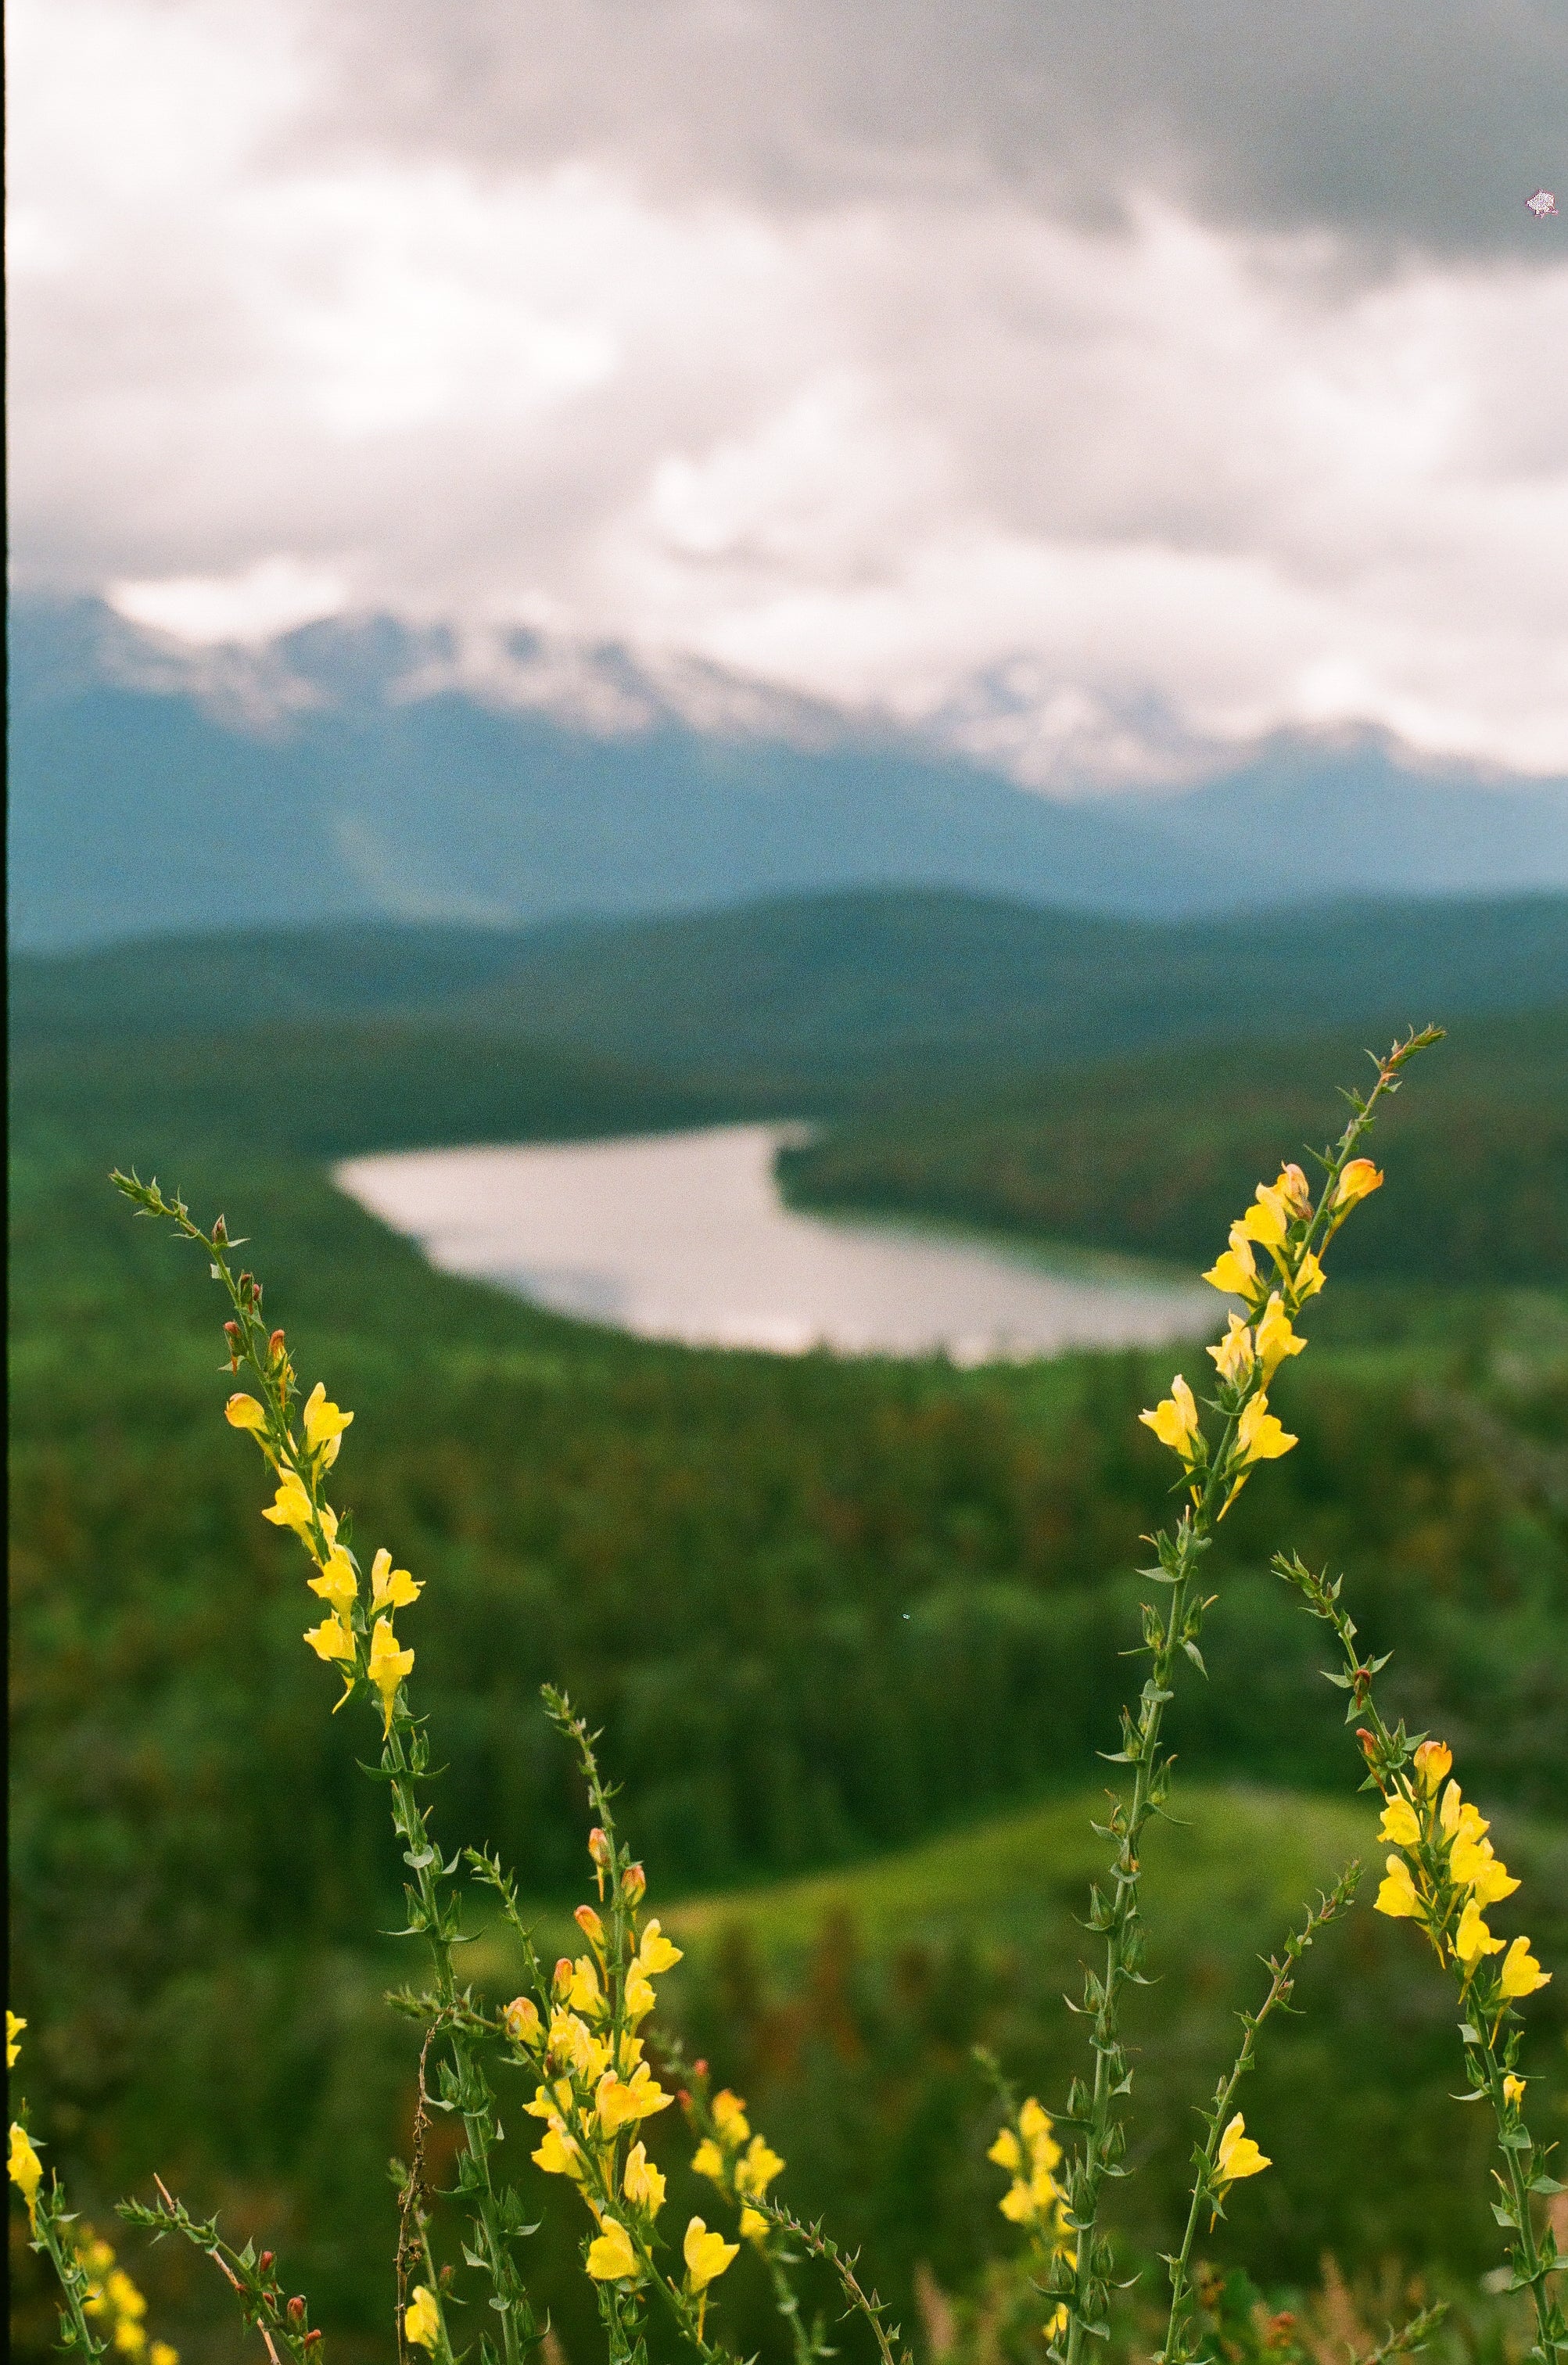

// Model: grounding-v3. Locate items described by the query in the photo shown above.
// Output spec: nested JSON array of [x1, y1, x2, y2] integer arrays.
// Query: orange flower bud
[[575, 1904, 606, 1948], [622, 1862, 647, 1906], [553, 1958, 575, 1999]]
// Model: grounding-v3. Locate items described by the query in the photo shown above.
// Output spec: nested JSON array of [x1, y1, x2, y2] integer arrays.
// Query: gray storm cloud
[[8, 0, 1568, 783]]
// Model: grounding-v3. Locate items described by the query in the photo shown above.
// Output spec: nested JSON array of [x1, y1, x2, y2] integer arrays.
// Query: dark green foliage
[[781, 1005, 1568, 1282]]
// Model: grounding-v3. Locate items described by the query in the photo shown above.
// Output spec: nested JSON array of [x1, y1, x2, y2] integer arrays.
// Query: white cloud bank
[[8, 0, 1568, 784]]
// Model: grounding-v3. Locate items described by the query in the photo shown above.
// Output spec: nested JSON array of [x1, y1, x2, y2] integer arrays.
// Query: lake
[[335, 1125, 1218, 1362]]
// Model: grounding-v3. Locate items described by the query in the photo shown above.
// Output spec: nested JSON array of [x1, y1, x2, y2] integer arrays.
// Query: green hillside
[[782, 1003, 1568, 1283], [13, 888, 1568, 1095]]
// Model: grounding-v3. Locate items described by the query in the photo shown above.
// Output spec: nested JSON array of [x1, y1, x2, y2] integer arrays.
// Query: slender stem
[[1060, 1031, 1441, 2358], [1158, 1868, 1361, 2365]]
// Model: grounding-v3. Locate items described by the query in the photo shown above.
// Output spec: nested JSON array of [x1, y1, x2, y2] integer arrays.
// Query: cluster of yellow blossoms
[[690, 2087, 785, 2246], [988, 2100, 1075, 2339], [1373, 1740, 1552, 2004], [1139, 1158, 1383, 1511], [227, 1379, 417, 1732]]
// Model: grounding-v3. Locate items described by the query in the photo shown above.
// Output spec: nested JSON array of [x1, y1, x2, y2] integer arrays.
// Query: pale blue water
[[337, 1125, 1218, 1363]]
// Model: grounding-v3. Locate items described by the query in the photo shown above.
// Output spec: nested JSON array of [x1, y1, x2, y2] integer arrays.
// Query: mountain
[[9, 598, 1568, 949], [14, 888, 1568, 1115]]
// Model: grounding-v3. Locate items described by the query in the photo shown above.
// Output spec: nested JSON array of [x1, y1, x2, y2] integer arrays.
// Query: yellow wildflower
[[740, 2206, 769, 2245], [262, 1473, 319, 1541], [623, 2141, 666, 2214], [107, 2273, 146, 2321], [370, 1549, 422, 1613], [113, 2320, 146, 2353], [596, 2064, 672, 2130], [1289, 1249, 1326, 1303], [736, 2134, 784, 2198], [303, 1611, 355, 1666], [1215, 2113, 1269, 2185], [503, 1997, 542, 2048], [1234, 1393, 1297, 1467], [567, 1958, 605, 2020], [1276, 1164, 1313, 1218], [6, 2012, 23, 2069], [1017, 2098, 1060, 2167], [1502, 2074, 1527, 2108], [636, 1921, 684, 1976], [1374, 1854, 1423, 1920], [404, 2286, 441, 2350], [224, 1394, 267, 1434], [1204, 1224, 1262, 1300], [9, 2121, 43, 2227], [710, 2089, 750, 2143], [1377, 1797, 1421, 1848], [301, 1382, 353, 1468], [307, 1547, 358, 1616], [1459, 1848, 1520, 1908], [691, 2137, 726, 2183], [987, 2126, 1023, 2172], [149, 2342, 179, 2365], [366, 1617, 414, 1730], [1454, 1900, 1504, 1968], [532, 2121, 585, 2180], [1253, 1294, 1305, 1383], [1499, 1936, 1551, 2000], [1207, 1313, 1254, 1385], [1238, 1184, 1292, 1249], [1333, 1159, 1383, 1211], [1139, 1374, 1202, 1464], [999, 2179, 1035, 2224], [684, 2216, 738, 2291], [1412, 1740, 1452, 1793], [624, 1968, 656, 2023], [585, 2221, 640, 2283]]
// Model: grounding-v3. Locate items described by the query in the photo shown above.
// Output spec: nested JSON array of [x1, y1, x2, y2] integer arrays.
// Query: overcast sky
[[9, 0, 1568, 785]]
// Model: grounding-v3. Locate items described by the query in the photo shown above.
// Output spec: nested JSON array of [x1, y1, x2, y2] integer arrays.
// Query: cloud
[[8, 0, 1568, 786]]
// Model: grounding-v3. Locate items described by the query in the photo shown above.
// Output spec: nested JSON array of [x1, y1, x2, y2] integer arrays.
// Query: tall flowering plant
[[9, 1028, 1563, 2365]]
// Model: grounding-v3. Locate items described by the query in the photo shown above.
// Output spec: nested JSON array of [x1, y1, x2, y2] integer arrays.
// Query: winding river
[[336, 1125, 1217, 1363]]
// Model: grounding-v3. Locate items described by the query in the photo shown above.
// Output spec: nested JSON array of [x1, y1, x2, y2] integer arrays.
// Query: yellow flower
[[1276, 1165, 1313, 1218], [987, 2126, 1022, 2172], [1139, 1374, 1202, 1464], [224, 1394, 267, 1434], [597, 2063, 672, 2128], [739, 2206, 769, 2245], [1459, 1849, 1520, 1908], [303, 1611, 355, 1666], [624, 1968, 656, 2023], [1238, 1185, 1292, 1249], [623, 2141, 666, 2214], [503, 1997, 542, 2048], [6, 2012, 24, 2069], [366, 1617, 414, 1729], [149, 2342, 179, 2365], [113, 2320, 146, 2354], [1412, 1740, 1452, 1793], [9, 2122, 43, 2227], [710, 2088, 750, 2143], [1017, 2098, 1057, 2159], [636, 1921, 684, 1976], [735, 2134, 784, 2198], [1374, 1854, 1423, 1920], [1377, 1797, 1421, 1848], [1454, 1900, 1504, 1967], [1252, 1294, 1305, 1383], [532, 2121, 585, 2180], [1234, 1393, 1297, 1467], [1207, 1313, 1254, 1385], [684, 2216, 738, 2291], [370, 1549, 422, 1613], [107, 2273, 146, 2321], [1502, 2074, 1527, 2108], [1215, 2113, 1269, 2184], [405, 2285, 441, 2350], [691, 2137, 726, 2184], [1499, 1937, 1551, 2000], [568, 1957, 605, 2021], [1204, 1225, 1261, 1300], [262, 1473, 320, 1541], [999, 2178, 1035, 2224], [302, 1381, 353, 1468], [307, 1547, 358, 1615], [1289, 1249, 1326, 1303], [586, 2221, 640, 2283], [1333, 1159, 1383, 1211]]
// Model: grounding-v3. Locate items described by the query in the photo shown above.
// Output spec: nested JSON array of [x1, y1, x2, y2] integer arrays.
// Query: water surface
[[336, 1125, 1217, 1362]]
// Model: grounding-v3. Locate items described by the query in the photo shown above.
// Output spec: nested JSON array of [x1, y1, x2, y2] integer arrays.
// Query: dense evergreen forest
[[9, 906, 1568, 2356]]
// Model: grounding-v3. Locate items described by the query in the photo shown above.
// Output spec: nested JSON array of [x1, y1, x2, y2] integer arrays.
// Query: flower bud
[[693, 2058, 709, 2078], [503, 1996, 543, 2047], [553, 1958, 575, 1999], [267, 1330, 288, 1366], [574, 1904, 606, 1948], [287, 2299, 307, 2324], [1276, 1165, 1312, 1218], [304, 2333, 321, 2349], [212, 1216, 228, 1244], [259, 2253, 274, 2275], [621, 1862, 647, 1907], [587, 1827, 612, 1868], [1412, 1739, 1453, 1793]]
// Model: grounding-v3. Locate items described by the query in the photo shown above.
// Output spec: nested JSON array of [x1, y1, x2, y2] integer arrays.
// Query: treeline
[[780, 1005, 1568, 1283]]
